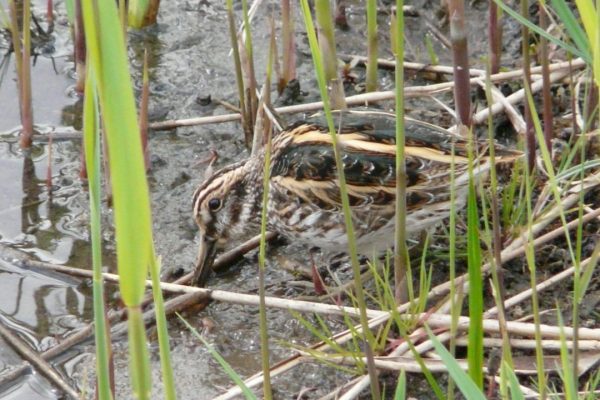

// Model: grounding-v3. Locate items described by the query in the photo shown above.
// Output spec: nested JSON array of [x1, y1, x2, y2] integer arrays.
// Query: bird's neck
[[230, 158, 267, 236]]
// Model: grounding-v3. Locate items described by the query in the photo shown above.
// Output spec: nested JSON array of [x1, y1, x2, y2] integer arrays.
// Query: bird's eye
[[208, 198, 221, 211]]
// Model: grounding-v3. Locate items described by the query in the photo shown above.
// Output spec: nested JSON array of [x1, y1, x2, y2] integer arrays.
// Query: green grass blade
[[127, 306, 152, 399], [492, 0, 590, 62], [393, 370, 406, 400], [300, 2, 380, 398], [557, 310, 578, 400], [466, 164, 483, 389], [149, 256, 177, 400], [550, 0, 591, 55], [81, 0, 152, 307], [128, 0, 149, 27], [255, 28, 276, 400], [394, 0, 409, 305], [502, 362, 525, 400], [313, 0, 346, 109], [426, 327, 486, 400], [178, 314, 258, 400], [81, 1, 155, 397], [574, 0, 597, 46], [83, 67, 113, 400], [366, 0, 378, 92]]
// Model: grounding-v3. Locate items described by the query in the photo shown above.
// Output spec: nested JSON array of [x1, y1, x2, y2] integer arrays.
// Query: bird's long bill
[[192, 234, 217, 287]]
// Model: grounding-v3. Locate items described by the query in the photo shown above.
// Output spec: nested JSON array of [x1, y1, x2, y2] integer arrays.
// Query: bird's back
[[266, 110, 519, 253]]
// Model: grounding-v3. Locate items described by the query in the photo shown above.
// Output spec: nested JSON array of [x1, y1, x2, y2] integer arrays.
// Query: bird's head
[[191, 159, 257, 286]]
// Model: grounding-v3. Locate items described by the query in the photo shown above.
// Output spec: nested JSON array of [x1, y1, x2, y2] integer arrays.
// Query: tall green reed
[[393, 0, 409, 305], [482, 61, 514, 398], [226, 0, 254, 147], [81, 0, 172, 397], [465, 134, 483, 390], [254, 24, 278, 400], [82, 67, 113, 400], [427, 327, 487, 400], [366, 0, 378, 92], [314, 0, 347, 109], [538, 4, 553, 152], [521, 0, 535, 170], [8, 0, 34, 148], [300, 2, 380, 398]]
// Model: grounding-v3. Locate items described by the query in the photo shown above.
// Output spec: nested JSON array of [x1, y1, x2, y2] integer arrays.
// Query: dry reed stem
[[447, 0, 471, 126], [0, 323, 80, 398], [474, 78, 526, 134], [0, 233, 273, 387], [2, 146, 595, 398], [111, 291, 205, 337], [422, 313, 600, 340], [147, 58, 585, 131], [213, 313, 392, 400], [326, 354, 567, 376], [337, 374, 371, 400], [308, 347, 600, 378], [467, 67, 574, 128], [524, 390, 600, 399], [9, 255, 386, 318], [318, 375, 365, 400], [3, 59, 583, 140], [303, 351, 474, 374], [306, 187, 600, 393], [337, 53, 486, 75], [454, 337, 600, 351], [213, 190, 600, 397], [399, 208, 600, 357]]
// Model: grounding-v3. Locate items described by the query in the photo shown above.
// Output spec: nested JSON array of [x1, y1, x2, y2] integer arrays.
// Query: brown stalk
[[521, 0, 535, 171], [20, 0, 33, 149], [46, 0, 54, 31], [583, 78, 598, 131], [74, 0, 86, 94], [488, 0, 501, 74], [238, 37, 258, 147], [225, 2, 250, 147], [279, 0, 296, 94], [538, 4, 553, 154], [447, 0, 471, 127], [136, 0, 161, 27], [483, 61, 512, 377], [46, 133, 53, 191], [240, 0, 258, 148], [9, 0, 34, 148], [76, 0, 87, 180]]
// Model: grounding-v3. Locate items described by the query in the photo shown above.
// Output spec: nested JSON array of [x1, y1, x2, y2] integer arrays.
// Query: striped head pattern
[[191, 159, 261, 285]]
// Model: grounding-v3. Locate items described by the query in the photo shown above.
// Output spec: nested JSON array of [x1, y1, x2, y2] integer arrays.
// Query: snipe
[[191, 109, 520, 286]]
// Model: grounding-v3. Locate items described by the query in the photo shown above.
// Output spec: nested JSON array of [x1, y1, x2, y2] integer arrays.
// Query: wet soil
[[0, 0, 598, 399]]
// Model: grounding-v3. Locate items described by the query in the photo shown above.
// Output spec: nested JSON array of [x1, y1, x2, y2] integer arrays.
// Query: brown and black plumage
[[191, 109, 521, 286]]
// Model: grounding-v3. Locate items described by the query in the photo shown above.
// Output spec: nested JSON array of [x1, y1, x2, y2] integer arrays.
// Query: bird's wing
[[271, 110, 474, 210]]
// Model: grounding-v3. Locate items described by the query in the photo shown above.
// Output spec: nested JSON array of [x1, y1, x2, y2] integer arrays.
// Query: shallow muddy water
[[1, 0, 595, 399]]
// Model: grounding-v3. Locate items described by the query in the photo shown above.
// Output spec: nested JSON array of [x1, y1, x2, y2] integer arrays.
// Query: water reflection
[[20, 151, 41, 238], [0, 259, 89, 346]]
